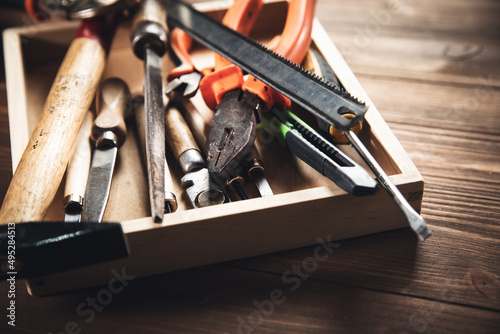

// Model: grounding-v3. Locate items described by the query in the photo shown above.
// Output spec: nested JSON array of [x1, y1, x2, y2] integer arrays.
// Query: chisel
[[81, 77, 130, 223], [130, 0, 168, 222]]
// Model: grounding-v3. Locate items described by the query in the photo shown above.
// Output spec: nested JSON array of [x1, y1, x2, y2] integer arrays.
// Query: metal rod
[[344, 130, 431, 240], [144, 48, 166, 222]]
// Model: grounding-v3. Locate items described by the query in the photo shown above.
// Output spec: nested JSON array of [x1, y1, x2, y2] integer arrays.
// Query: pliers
[[166, 0, 271, 198], [200, 0, 316, 185]]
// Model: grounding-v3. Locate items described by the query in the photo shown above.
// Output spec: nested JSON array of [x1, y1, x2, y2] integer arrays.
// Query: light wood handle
[[0, 16, 119, 224], [165, 103, 200, 160], [64, 112, 94, 203], [92, 78, 130, 147]]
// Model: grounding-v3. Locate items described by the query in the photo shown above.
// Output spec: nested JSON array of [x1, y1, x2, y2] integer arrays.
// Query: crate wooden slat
[[2, 0, 424, 296]]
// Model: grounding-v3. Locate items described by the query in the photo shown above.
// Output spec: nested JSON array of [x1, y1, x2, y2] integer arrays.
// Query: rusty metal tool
[[0, 12, 130, 280], [63, 112, 94, 223], [166, 28, 202, 99], [164, 101, 225, 208], [81, 78, 131, 223], [132, 95, 178, 213], [166, 0, 271, 199], [198, 0, 315, 189], [246, 154, 273, 197], [130, 0, 168, 222]]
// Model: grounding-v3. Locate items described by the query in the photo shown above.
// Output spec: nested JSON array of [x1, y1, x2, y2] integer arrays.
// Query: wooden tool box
[[3, 0, 424, 296]]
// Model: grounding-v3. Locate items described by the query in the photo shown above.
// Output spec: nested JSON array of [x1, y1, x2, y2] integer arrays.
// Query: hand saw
[[166, 0, 367, 132]]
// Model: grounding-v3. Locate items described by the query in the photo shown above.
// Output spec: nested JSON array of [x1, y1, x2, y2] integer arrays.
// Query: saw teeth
[[242, 34, 365, 106]]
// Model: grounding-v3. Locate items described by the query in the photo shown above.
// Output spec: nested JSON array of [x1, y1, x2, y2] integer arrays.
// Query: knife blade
[[81, 78, 130, 223]]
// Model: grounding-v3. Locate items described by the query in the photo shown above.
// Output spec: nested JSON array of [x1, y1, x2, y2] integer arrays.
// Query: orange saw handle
[[200, 0, 264, 110], [243, 0, 316, 112]]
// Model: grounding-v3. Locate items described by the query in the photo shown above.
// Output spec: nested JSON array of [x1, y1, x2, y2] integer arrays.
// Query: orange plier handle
[[167, 28, 196, 82], [199, 0, 264, 110], [200, 0, 317, 112], [167, 0, 263, 94]]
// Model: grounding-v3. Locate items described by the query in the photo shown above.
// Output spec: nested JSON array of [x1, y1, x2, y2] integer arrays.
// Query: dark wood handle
[[165, 103, 199, 160], [0, 16, 119, 224], [92, 77, 130, 147]]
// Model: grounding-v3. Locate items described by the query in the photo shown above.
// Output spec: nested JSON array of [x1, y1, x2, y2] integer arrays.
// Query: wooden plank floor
[[0, 0, 499, 333]]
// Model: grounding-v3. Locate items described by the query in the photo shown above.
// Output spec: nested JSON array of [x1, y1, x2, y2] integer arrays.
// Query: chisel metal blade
[[144, 48, 166, 222], [81, 146, 118, 223]]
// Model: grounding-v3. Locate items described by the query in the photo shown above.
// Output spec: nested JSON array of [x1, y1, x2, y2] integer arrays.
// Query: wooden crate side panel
[[27, 178, 422, 296]]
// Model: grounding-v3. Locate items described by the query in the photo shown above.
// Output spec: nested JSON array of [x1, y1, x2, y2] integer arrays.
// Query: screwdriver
[[130, 0, 168, 222], [307, 50, 431, 240]]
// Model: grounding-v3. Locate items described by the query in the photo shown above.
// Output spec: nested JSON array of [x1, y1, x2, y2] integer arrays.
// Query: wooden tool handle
[[164, 103, 200, 160], [92, 77, 130, 147], [64, 112, 94, 204], [0, 15, 119, 224]]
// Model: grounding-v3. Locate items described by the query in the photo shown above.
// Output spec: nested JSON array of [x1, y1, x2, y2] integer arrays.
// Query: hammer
[[0, 12, 129, 280]]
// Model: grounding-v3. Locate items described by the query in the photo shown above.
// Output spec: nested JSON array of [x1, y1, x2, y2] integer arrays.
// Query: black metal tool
[[261, 109, 378, 196], [207, 89, 261, 185], [0, 222, 128, 280], [167, 0, 368, 132]]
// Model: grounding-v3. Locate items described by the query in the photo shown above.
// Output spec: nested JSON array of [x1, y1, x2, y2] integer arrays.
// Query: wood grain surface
[[0, 0, 499, 333]]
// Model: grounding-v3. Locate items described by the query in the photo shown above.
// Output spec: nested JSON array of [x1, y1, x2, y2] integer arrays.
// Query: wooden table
[[0, 0, 499, 332]]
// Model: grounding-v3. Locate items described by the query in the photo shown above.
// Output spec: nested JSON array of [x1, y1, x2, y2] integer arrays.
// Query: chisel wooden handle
[[0, 14, 120, 224], [93, 77, 130, 147], [63, 112, 93, 213], [165, 104, 200, 161]]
